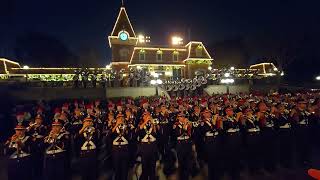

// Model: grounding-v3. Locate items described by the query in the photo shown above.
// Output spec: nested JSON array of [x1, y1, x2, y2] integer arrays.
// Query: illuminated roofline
[[110, 62, 130, 65], [11, 67, 110, 70], [108, 36, 138, 48], [128, 64, 185, 67], [183, 58, 213, 62], [134, 47, 187, 51], [185, 41, 212, 59], [249, 62, 274, 68], [110, 7, 136, 38], [0, 58, 21, 66]]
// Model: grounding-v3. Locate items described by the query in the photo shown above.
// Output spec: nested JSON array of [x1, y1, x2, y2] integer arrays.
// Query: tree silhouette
[[14, 32, 79, 67]]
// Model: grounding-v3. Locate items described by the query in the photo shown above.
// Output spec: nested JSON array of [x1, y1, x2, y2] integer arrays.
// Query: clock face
[[119, 32, 128, 41]]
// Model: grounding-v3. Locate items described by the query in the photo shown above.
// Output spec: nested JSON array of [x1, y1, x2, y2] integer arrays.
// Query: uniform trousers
[[7, 156, 32, 180], [277, 128, 293, 168], [295, 125, 311, 166], [139, 142, 158, 180], [260, 128, 277, 172], [112, 145, 129, 180], [205, 136, 222, 180], [43, 152, 69, 180], [80, 150, 97, 180], [246, 132, 261, 173], [176, 140, 192, 180], [224, 133, 242, 180]]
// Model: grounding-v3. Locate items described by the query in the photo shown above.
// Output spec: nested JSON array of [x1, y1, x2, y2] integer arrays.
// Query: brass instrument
[[26, 123, 37, 131], [44, 131, 57, 144]]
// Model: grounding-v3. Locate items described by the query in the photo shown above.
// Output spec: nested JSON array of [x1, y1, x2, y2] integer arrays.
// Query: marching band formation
[[3, 92, 320, 180]]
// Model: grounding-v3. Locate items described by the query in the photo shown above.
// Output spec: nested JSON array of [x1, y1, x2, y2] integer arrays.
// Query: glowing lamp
[[172, 36, 183, 45], [23, 65, 30, 69], [220, 78, 235, 84], [224, 73, 230, 77], [156, 79, 163, 85], [316, 76, 320, 81], [208, 66, 212, 71], [230, 67, 235, 71], [150, 80, 156, 85]]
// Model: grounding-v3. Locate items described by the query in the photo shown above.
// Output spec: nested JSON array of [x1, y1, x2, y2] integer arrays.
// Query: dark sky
[[0, 0, 319, 66]]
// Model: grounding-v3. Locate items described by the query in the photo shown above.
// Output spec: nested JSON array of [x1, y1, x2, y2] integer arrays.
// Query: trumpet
[[26, 122, 37, 131], [152, 118, 160, 125], [44, 131, 56, 144]]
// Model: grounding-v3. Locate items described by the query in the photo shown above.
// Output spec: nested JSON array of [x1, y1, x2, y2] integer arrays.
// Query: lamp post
[[151, 79, 163, 96], [220, 77, 235, 94]]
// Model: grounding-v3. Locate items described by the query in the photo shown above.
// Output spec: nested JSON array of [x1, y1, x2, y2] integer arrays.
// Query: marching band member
[[157, 104, 171, 158], [290, 98, 312, 166], [256, 101, 277, 172], [173, 112, 193, 180], [5, 124, 33, 180], [43, 120, 70, 180], [222, 106, 243, 180], [241, 107, 261, 174], [274, 103, 293, 168], [200, 109, 223, 180], [124, 108, 138, 167], [111, 113, 131, 180], [78, 116, 98, 180], [27, 115, 47, 180], [137, 111, 159, 180]]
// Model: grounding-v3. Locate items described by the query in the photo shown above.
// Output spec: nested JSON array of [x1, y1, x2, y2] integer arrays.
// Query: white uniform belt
[[141, 135, 156, 143], [266, 124, 274, 128], [227, 128, 240, 133], [177, 135, 190, 140], [10, 151, 30, 159], [113, 136, 129, 145], [298, 120, 307, 125], [247, 128, 260, 133], [46, 149, 65, 155], [279, 123, 290, 129], [81, 141, 97, 150], [205, 131, 219, 137]]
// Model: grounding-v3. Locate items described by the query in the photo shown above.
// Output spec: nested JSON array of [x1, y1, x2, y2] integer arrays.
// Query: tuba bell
[[165, 85, 173, 91], [190, 83, 197, 91], [178, 83, 185, 91], [172, 84, 179, 91]]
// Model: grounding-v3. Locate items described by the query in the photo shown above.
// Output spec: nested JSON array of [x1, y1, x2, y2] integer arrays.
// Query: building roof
[[110, 7, 136, 38]]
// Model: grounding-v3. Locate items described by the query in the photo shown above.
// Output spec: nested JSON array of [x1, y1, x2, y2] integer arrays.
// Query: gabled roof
[[110, 7, 136, 38], [185, 41, 213, 61]]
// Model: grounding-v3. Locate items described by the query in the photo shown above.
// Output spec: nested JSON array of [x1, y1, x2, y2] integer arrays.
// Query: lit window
[[139, 49, 145, 61], [119, 48, 129, 61], [196, 45, 203, 57], [173, 51, 179, 61], [156, 49, 163, 62]]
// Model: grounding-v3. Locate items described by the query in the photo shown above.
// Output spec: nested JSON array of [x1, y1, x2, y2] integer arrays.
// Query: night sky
[[1, 0, 320, 81]]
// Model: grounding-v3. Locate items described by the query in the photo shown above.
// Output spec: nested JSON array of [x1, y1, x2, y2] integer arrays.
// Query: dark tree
[[14, 32, 79, 67]]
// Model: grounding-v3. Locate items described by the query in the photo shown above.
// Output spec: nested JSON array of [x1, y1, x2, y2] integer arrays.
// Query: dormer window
[[173, 51, 179, 61], [156, 49, 163, 62], [139, 49, 146, 61], [196, 45, 203, 57]]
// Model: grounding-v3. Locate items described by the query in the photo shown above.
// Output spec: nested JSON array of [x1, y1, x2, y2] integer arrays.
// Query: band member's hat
[[14, 124, 26, 130], [52, 120, 63, 126], [297, 98, 307, 104], [177, 112, 185, 118], [84, 116, 93, 122], [116, 113, 124, 118], [201, 108, 211, 114], [35, 115, 43, 120]]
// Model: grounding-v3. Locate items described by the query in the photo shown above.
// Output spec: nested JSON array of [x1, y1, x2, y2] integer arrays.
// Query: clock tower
[[108, 6, 137, 70]]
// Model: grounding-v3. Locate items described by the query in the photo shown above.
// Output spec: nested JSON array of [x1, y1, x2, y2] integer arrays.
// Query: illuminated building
[[108, 6, 213, 79]]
